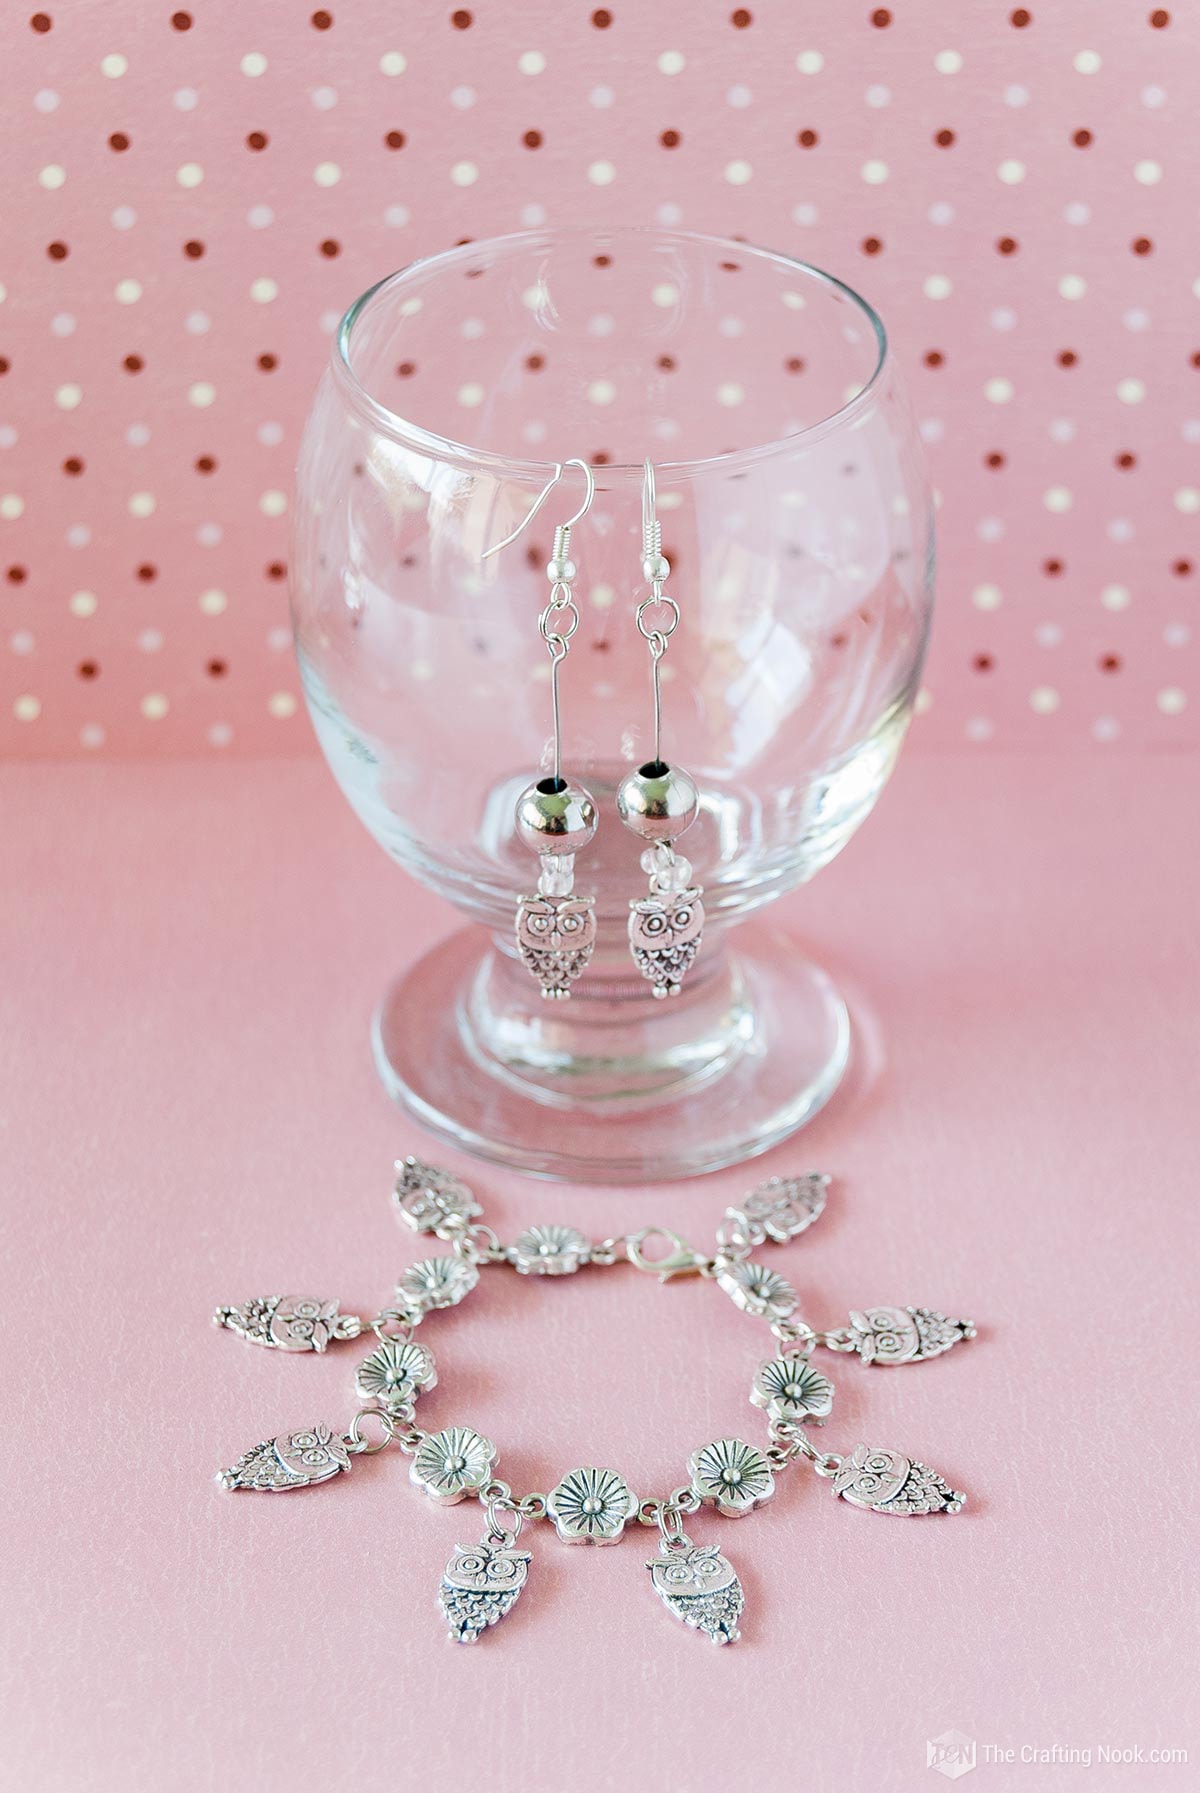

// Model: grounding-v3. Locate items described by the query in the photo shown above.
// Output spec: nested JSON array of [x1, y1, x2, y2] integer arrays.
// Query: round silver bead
[[515, 778, 598, 854], [616, 761, 699, 842], [641, 552, 670, 583], [546, 557, 577, 585]]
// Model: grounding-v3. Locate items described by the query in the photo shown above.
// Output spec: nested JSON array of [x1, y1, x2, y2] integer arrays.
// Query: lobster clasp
[[626, 1227, 709, 1282]]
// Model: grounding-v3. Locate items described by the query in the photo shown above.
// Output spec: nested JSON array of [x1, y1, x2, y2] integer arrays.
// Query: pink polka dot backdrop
[[2, 1, 1196, 757]]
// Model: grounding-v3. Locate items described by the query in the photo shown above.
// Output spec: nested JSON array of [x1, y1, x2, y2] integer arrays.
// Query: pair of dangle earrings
[[483, 458, 704, 1004]]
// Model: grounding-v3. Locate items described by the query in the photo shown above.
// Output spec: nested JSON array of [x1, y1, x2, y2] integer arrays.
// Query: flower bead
[[396, 1255, 479, 1315], [688, 1438, 776, 1517], [546, 1467, 639, 1545], [750, 1354, 834, 1422], [509, 1224, 590, 1276], [393, 1158, 482, 1237], [354, 1338, 437, 1408], [715, 1260, 798, 1322], [410, 1426, 497, 1505]]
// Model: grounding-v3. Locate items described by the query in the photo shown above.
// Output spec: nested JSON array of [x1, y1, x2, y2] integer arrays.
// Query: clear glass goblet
[[291, 228, 932, 1183]]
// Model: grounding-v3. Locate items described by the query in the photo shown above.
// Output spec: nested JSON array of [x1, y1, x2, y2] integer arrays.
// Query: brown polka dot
[[798, 129, 819, 147], [924, 350, 944, 367], [451, 7, 473, 23], [183, 240, 205, 258], [1099, 654, 1122, 672], [523, 129, 543, 148], [997, 237, 1018, 255], [62, 456, 84, 475], [871, 8, 891, 24], [319, 239, 340, 257], [861, 236, 883, 255], [935, 128, 956, 146], [1191, 351, 1200, 368], [661, 129, 681, 147], [657, 354, 676, 371], [257, 353, 277, 371], [311, 9, 333, 26], [246, 131, 268, 150], [785, 356, 805, 373], [592, 451, 611, 465], [1115, 452, 1136, 469], [720, 260, 740, 272], [109, 132, 130, 151], [731, 7, 752, 23], [593, 253, 612, 267], [1072, 128, 1092, 147], [385, 130, 406, 149], [171, 10, 192, 28], [6, 565, 28, 583], [30, 11, 52, 29], [77, 660, 99, 679], [524, 545, 541, 569], [1057, 350, 1077, 367], [1172, 559, 1191, 576], [525, 353, 545, 371], [973, 654, 994, 672], [137, 563, 157, 581], [0, 359, 10, 375], [123, 354, 144, 372], [396, 360, 416, 377], [591, 7, 612, 23], [1043, 558, 1064, 576], [195, 455, 216, 473], [266, 561, 286, 580], [206, 659, 227, 678], [47, 241, 68, 260], [1010, 6, 1032, 23], [1149, 7, 1170, 22], [1133, 237, 1153, 255], [985, 452, 1006, 468]]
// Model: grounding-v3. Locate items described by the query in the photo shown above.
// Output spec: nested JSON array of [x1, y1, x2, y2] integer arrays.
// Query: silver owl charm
[[439, 1533, 532, 1643], [831, 1443, 966, 1515], [216, 1423, 351, 1492], [515, 893, 597, 1000], [843, 1305, 976, 1366], [646, 1537, 744, 1644], [212, 1296, 361, 1353], [628, 887, 705, 999]]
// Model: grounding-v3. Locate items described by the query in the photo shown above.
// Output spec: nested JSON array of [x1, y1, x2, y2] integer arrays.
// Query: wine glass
[[291, 228, 932, 1183]]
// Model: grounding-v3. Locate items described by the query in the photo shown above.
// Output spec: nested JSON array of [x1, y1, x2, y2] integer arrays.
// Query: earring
[[616, 460, 705, 999], [483, 459, 598, 1002]]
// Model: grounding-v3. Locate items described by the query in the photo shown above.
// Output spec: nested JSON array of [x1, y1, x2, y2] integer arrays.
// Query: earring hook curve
[[482, 457, 595, 559]]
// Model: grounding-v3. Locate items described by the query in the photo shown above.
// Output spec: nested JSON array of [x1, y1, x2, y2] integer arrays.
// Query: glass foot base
[[372, 922, 850, 1184]]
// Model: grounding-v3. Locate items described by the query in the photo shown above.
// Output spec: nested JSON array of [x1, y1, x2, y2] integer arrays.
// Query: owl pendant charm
[[831, 1443, 966, 1515], [629, 884, 705, 999], [216, 1424, 351, 1492], [646, 1536, 744, 1644], [439, 1532, 532, 1643], [513, 778, 599, 1000], [516, 892, 597, 1000]]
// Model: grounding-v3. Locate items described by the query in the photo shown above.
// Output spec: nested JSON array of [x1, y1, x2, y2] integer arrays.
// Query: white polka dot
[[782, 291, 806, 311], [70, 590, 98, 617], [1058, 275, 1087, 300], [927, 201, 955, 225], [589, 583, 615, 611], [241, 50, 268, 76], [1101, 584, 1131, 611], [186, 311, 210, 335], [9, 629, 34, 655], [199, 588, 228, 615], [657, 201, 682, 225], [1134, 159, 1163, 185], [965, 717, 994, 743], [1035, 622, 1063, 647], [257, 421, 283, 447], [1157, 688, 1187, 715], [111, 205, 137, 230], [1092, 717, 1120, 742], [915, 688, 934, 714], [311, 86, 338, 109], [919, 418, 944, 445], [796, 50, 823, 74], [248, 205, 275, 229], [451, 161, 479, 186], [207, 722, 234, 747], [128, 492, 155, 518], [141, 693, 169, 721], [519, 49, 547, 74], [39, 164, 66, 191], [792, 202, 819, 226], [726, 84, 753, 107], [14, 695, 41, 722], [173, 87, 198, 110], [651, 283, 679, 308], [137, 628, 163, 653], [973, 583, 1003, 611], [990, 307, 1017, 331], [1030, 686, 1060, 715], [1064, 201, 1091, 225], [384, 204, 410, 227], [101, 53, 128, 78], [934, 49, 963, 74], [997, 159, 1025, 184], [34, 90, 59, 113], [50, 314, 75, 336], [724, 160, 753, 185], [978, 517, 1005, 542], [197, 522, 222, 547], [268, 692, 297, 719], [0, 426, 15, 448], [1116, 378, 1145, 405], [115, 278, 142, 304], [457, 383, 486, 407], [1164, 624, 1191, 648], [861, 160, 889, 185], [1044, 486, 1073, 512], [1073, 49, 1101, 73], [589, 160, 617, 186], [450, 86, 476, 108], [250, 277, 278, 303], [380, 51, 407, 75], [1183, 421, 1200, 444], [1048, 417, 1076, 443], [66, 524, 90, 549], [177, 162, 204, 189], [80, 724, 106, 750], [1003, 84, 1029, 107], [924, 275, 953, 301], [314, 162, 341, 187], [259, 490, 287, 517], [589, 86, 614, 107], [55, 384, 83, 411], [1108, 518, 1135, 544], [717, 383, 745, 407], [521, 420, 547, 444], [985, 376, 1014, 406], [587, 313, 614, 336], [127, 422, 150, 448], [1174, 488, 1200, 514], [718, 316, 744, 337], [587, 380, 616, 406], [189, 383, 216, 408], [865, 85, 891, 107], [1141, 84, 1166, 108]]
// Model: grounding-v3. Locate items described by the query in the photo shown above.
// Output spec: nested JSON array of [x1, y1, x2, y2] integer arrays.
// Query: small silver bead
[[616, 761, 698, 842], [641, 552, 670, 583], [546, 557, 576, 584], [515, 778, 598, 854]]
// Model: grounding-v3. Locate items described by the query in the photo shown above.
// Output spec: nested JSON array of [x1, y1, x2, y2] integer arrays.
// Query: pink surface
[[2, 751, 1197, 1790], [2, 5, 1198, 756]]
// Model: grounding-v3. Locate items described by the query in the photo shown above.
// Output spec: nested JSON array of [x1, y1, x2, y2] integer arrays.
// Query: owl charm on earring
[[483, 459, 598, 1001], [617, 461, 704, 999]]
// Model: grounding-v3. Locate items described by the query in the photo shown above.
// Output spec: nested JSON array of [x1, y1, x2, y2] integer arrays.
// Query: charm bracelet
[[214, 1160, 976, 1647]]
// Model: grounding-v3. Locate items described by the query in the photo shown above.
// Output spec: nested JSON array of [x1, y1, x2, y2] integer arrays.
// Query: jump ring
[[345, 1407, 397, 1455]]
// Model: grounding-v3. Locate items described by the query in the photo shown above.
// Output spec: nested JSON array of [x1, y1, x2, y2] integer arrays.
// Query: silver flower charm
[[715, 1260, 798, 1322], [212, 1295, 361, 1353], [410, 1426, 497, 1505], [688, 1438, 775, 1517], [509, 1224, 591, 1277], [831, 1443, 965, 1515], [217, 1424, 351, 1492], [393, 1158, 481, 1237], [750, 1355, 834, 1423], [396, 1255, 479, 1315], [721, 1173, 829, 1251], [844, 1305, 976, 1366], [354, 1338, 437, 1408], [546, 1467, 639, 1544]]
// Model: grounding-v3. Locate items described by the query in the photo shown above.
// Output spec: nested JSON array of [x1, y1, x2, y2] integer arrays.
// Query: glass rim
[[332, 226, 890, 485]]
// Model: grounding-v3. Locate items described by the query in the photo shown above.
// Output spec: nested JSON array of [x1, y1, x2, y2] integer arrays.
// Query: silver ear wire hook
[[482, 457, 595, 560]]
